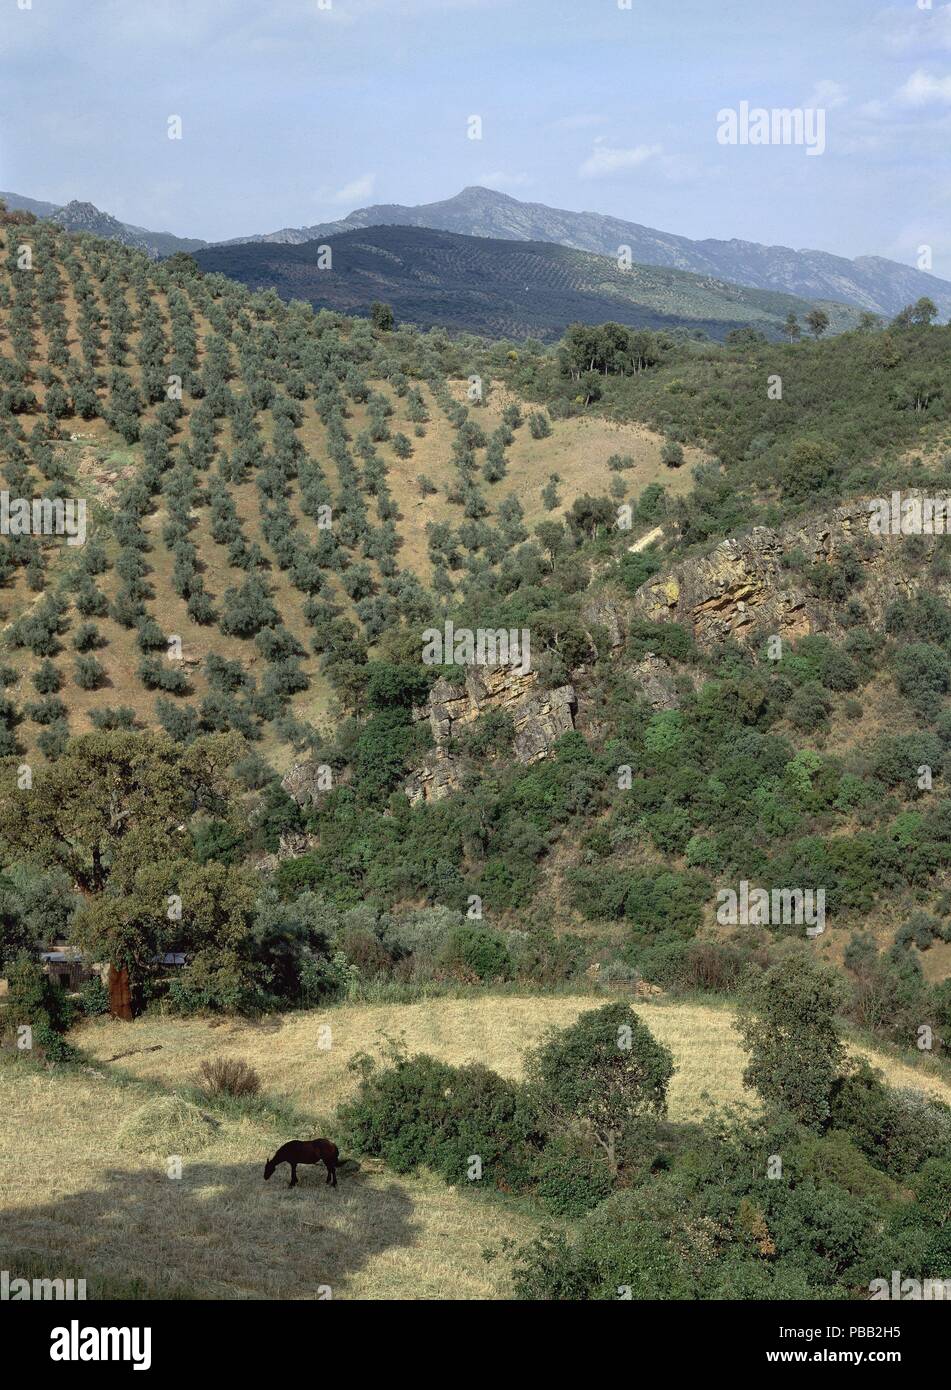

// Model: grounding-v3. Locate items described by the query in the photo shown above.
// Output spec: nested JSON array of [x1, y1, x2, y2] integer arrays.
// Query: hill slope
[[195, 224, 862, 341], [0, 190, 207, 259], [220, 184, 951, 320], [5, 994, 947, 1299]]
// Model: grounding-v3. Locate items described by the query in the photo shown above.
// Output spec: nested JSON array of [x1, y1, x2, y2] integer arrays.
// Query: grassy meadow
[[2, 993, 949, 1301]]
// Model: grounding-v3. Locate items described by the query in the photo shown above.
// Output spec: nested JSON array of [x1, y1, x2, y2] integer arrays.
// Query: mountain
[[220, 185, 951, 320], [194, 223, 862, 342], [0, 191, 207, 259]]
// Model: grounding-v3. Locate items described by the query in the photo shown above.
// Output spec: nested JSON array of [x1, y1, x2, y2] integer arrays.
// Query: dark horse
[[264, 1139, 339, 1189]]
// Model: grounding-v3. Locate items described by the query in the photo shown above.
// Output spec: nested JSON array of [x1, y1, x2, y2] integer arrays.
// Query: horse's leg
[[288, 1163, 297, 1188], [327, 1161, 337, 1188]]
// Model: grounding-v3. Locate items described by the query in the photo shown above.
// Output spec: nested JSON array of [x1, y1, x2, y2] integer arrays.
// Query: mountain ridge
[[0, 190, 207, 259], [193, 222, 864, 342], [219, 184, 951, 319]]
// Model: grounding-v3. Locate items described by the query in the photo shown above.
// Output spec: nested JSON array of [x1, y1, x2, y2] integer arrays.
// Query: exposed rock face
[[405, 666, 577, 804], [581, 595, 626, 651], [630, 496, 935, 645], [628, 653, 691, 710], [512, 684, 578, 762], [403, 746, 467, 806], [282, 761, 330, 807]]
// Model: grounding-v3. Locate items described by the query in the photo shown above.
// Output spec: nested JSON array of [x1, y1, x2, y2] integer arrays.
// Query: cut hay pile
[[116, 1095, 219, 1154]]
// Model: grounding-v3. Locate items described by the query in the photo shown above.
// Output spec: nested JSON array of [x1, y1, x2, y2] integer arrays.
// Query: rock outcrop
[[627, 652, 693, 710], [281, 762, 331, 807], [405, 666, 577, 804], [630, 496, 936, 646]]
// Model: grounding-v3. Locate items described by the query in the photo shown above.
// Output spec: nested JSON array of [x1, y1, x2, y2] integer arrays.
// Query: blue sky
[[2, 0, 950, 267]]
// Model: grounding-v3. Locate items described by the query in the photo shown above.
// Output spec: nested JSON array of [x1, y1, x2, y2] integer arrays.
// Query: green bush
[[526, 1003, 674, 1160], [429, 1063, 539, 1191], [530, 1134, 614, 1216], [737, 953, 847, 1127], [77, 975, 109, 1017], [337, 1052, 458, 1174], [440, 925, 512, 981], [511, 1187, 697, 1300], [2, 951, 76, 1046]]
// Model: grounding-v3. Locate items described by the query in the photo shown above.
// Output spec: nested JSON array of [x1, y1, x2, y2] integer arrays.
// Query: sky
[[1, 0, 950, 269]]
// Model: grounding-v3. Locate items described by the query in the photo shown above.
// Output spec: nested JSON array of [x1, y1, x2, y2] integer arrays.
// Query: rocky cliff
[[631, 495, 937, 646], [405, 667, 577, 804]]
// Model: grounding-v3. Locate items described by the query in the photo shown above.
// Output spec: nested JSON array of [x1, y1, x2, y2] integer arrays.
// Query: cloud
[[578, 139, 662, 178], [897, 69, 951, 105], [805, 80, 847, 110], [875, 2, 951, 55], [322, 173, 375, 205]]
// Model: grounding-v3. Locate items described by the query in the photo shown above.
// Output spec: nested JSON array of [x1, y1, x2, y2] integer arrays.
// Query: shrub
[[736, 953, 847, 1128], [830, 1059, 951, 1177], [440, 925, 512, 981], [194, 1055, 261, 1099], [75, 654, 106, 690], [77, 975, 109, 1017], [530, 1134, 615, 1216], [511, 1187, 697, 1300], [429, 1063, 540, 1191], [338, 1052, 457, 1173], [526, 1003, 674, 1161], [1, 950, 75, 1046]]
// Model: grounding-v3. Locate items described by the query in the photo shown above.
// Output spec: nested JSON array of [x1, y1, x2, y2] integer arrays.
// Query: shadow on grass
[[0, 1158, 417, 1301]]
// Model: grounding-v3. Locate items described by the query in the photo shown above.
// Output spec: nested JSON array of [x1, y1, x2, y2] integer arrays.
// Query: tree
[[370, 301, 395, 332], [784, 312, 801, 342], [0, 730, 243, 1019], [567, 492, 614, 540], [779, 438, 840, 502], [736, 953, 847, 1127], [526, 1003, 674, 1170], [892, 297, 939, 330], [805, 308, 830, 340]]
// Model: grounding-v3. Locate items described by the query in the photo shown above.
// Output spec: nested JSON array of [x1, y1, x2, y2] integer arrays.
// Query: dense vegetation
[[193, 224, 864, 343], [336, 976, 951, 1299], [1, 208, 949, 1301]]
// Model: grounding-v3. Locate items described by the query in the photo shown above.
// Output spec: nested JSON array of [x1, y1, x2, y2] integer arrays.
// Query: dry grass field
[[2, 993, 948, 1300]]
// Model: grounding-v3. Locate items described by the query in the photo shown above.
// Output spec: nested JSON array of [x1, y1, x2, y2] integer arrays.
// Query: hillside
[[0, 213, 707, 767], [2, 214, 951, 1307], [194, 224, 863, 342], [0, 190, 207, 259], [221, 185, 951, 321], [4, 994, 947, 1299]]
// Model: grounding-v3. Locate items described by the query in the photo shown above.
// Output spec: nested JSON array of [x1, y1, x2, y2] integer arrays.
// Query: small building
[[40, 951, 90, 992]]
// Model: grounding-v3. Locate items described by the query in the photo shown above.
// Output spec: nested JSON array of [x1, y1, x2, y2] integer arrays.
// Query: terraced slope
[[194, 225, 863, 342]]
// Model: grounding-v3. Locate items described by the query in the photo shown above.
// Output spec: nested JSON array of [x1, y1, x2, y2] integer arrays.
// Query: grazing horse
[[264, 1139, 339, 1189]]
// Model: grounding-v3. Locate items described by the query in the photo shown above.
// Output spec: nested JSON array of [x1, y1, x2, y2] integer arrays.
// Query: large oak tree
[[0, 729, 249, 1019]]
